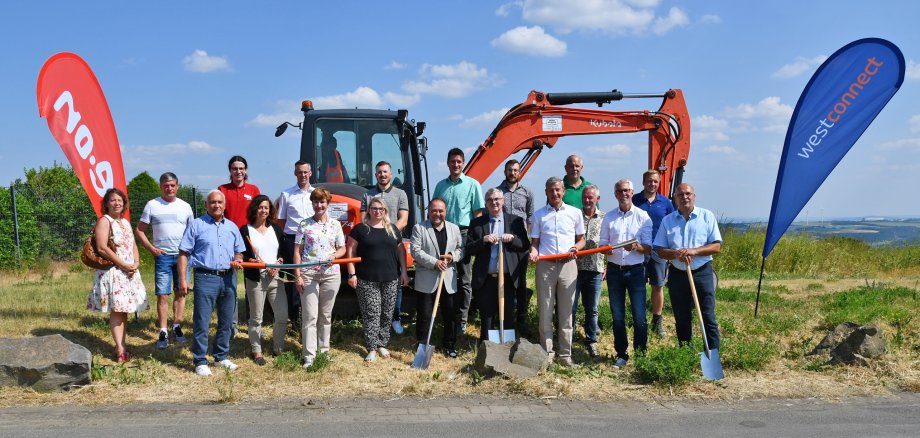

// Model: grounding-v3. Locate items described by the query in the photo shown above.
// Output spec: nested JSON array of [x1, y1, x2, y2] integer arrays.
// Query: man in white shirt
[[275, 160, 316, 328], [528, 177, 585, 367], [599, 179, 653, 370], [136, 172, 194, 349]]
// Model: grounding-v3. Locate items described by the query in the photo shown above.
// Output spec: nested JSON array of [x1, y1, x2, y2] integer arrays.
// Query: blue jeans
[[154, 253, 188, 296], [572, 270, 603, 344], [606, 263, 648, 360], [192, 270, 237, 366], [667, 262, 720, 350]]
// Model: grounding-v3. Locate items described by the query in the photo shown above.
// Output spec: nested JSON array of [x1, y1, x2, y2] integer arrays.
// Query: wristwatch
[[347, 273, 356, 279]]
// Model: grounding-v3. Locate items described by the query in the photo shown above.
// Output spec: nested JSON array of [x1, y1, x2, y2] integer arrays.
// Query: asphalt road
[[2, 393, 919, 437]]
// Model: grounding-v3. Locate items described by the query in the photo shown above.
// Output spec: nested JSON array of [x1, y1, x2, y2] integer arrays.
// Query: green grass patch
[[721, 337, 776, 372], [272, 351, 302, 371], [821, 287, 916, 328], [633, 345, 698, 386], [303, 352, 333, 373]]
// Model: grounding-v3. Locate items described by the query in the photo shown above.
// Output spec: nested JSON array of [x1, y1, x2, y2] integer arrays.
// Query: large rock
[[0, 335, 92, 391], [474, 340, 538, 378], [511, 338, 550, 372], [808, 322, 886, 366]]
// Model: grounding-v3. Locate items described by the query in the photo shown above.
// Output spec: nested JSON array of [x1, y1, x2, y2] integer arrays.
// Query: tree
[[18, 163, 95, 260]]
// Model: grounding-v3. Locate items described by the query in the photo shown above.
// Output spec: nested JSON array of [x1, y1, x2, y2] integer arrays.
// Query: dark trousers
[[476, 274, 517, 342], [415, 288, 458, 349], [667, 262, 720, 350], [515, 264, 532, 328], [607, 264, 648, 359], [456, 228, 474, 324], [281, 234, 301, 325]]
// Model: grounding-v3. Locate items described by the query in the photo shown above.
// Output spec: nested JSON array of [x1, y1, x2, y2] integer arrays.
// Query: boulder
[[808, 322, 886, 366], [474, 340, 538, 378], [0, 335, 92, 391], [510, 338, 550, 372]]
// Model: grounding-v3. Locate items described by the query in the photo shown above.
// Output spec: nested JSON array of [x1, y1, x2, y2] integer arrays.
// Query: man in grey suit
[[410, 198, 464, 358], [466, 188, 530, 343]]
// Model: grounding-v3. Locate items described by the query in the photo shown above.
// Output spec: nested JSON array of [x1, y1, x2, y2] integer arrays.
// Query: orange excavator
[[275, 88, 690, 314], [464, 89, 690, 198]]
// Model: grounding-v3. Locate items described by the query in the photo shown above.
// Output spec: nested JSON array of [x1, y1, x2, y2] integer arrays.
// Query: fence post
[[191, 187, 198, 216], [10, 184, 22, 266]]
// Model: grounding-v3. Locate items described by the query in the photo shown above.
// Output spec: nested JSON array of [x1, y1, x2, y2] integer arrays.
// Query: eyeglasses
[[487, 198, 503, 203], [616, 188, 632, 193]]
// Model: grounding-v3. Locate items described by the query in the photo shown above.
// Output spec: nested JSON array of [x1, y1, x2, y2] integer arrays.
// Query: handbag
[[81, 219, 116, 270]]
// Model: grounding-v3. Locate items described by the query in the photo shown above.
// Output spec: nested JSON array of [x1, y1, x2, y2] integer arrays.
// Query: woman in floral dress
[[293, 188, 345, 368], [87, 188, 148, 363]]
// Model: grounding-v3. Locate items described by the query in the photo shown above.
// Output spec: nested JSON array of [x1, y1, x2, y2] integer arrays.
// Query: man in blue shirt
[[178, 190, 246, 377], [432, 147, 484, 334], [633, 169, 676, 339], [653, 183, 722, 351]]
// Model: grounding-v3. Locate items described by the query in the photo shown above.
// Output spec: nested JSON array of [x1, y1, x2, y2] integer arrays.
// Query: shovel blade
[[411, 344, 434, 370], [699, 348, 724, 380], [487, 329, 516, 344]]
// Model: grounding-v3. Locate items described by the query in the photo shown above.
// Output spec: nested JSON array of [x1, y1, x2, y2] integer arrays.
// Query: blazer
[[466, 213, 530, 291], [239, 222, 286, 282], [410, 220, 463, 294]]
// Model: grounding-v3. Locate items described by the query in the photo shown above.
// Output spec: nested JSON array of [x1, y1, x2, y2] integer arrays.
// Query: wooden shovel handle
[[686, 264, 711, 356]]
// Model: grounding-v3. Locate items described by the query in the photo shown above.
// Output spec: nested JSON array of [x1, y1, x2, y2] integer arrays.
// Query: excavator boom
[[463, 89, 691, 198]]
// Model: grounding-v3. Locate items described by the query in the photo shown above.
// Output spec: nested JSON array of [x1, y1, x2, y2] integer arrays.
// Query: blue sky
[[3, 1, 918, 219]]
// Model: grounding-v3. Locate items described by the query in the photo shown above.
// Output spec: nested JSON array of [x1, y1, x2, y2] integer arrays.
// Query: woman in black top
[[345, 197, 409, 362], [239, 195, 287, 365]]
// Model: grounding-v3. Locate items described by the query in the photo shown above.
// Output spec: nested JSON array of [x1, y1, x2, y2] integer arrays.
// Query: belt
[[195, 268, 232, 276], [669, 261, 712, 273], [489, 273, 499, 278], [608, 262, 642, 271]]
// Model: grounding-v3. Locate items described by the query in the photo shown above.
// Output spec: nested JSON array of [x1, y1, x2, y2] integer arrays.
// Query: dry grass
[[1, 264, 918, 407]]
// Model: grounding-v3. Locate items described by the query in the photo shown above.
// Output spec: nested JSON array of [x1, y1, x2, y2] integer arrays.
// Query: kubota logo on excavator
[[590, 119, 623, 128]]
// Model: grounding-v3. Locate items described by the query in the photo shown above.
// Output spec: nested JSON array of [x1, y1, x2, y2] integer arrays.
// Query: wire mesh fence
[[0, 184, 204, 267]]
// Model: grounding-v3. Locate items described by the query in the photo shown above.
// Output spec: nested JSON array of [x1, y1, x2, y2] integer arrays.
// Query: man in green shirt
[[432, 147, 484, 334], [562, 155, 593, 209]]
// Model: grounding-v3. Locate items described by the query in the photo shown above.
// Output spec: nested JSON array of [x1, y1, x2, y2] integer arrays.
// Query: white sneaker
[[302, 359, 314, 369], [392, 320, 404, 335], [217, 359, 239, 371], [194, 365, 212, 376]]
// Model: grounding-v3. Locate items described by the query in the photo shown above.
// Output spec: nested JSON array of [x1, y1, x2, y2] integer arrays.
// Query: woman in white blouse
[[240, 194, 287, 365]]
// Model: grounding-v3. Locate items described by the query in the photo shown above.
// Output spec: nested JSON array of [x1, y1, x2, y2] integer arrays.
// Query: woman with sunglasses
[[293, 188, 346, 368], [240, 194, 287, 365], [345, 197, 409, 362]]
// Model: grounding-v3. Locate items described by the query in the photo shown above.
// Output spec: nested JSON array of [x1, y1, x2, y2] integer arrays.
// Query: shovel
[[686, 264, 724, 380], [488, 241, 515, 344], [411, 268, 446, 370]]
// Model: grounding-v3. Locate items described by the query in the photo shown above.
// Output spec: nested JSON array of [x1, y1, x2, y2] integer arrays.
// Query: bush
[[633, 345, 698, 386], [721, 337, 776, 372]]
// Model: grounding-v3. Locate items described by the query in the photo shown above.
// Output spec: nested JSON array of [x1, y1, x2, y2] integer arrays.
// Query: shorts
[[644, 256, 668, 287], [154, 253, 188, 296]]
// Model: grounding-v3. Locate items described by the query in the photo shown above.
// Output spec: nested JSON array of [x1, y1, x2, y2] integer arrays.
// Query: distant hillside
[[725, 218, 920, 246]]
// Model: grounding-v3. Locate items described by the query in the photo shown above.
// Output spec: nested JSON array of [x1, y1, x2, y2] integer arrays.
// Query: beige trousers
[[535, 259, 578, 358], [301, 270, 341, 361], [245, 272, 287, 354]]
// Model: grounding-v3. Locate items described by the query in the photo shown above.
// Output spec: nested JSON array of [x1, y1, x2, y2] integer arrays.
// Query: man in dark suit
[[466, 188, 530, 342]]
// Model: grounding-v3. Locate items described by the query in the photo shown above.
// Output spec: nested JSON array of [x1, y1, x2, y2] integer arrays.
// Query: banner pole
[[754, 256, 766, 317]]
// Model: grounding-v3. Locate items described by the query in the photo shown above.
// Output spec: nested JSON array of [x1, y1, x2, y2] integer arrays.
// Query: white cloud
[[587, 143, 631, 157], [725, 96, 793, 132], [910, 114, 920, 133], [699, 14, 721, 24], [704, 145, 737, 154], [124, 141, 222, 170], [459, 108, 510, 128], [652, 7, 689, 35], [694, 115, 730, 141], [771, 55, 828, 79], [402, 61, 503, 98], [520, 0, 680, 35], [383, 92, 421, 107], [875, 138, 920, 151], [312, 87, 383, 109], [491, 26, 567, 57], [246, 90, 421, 128], [384, 61, 406, 70], [496, 1, 523, 16], [182, 50, 231, 73], [908, 60, 920, 80]]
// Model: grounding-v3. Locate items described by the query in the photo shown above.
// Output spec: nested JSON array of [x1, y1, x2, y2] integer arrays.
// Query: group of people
[[87, 148, 723, 374]]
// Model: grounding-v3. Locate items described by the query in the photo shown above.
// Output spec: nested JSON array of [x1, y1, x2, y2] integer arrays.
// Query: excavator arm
[[463, 89, 690, 198]]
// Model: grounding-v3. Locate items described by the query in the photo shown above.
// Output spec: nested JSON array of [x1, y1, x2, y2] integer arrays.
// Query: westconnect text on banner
[[763, 38, 904, 259]]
